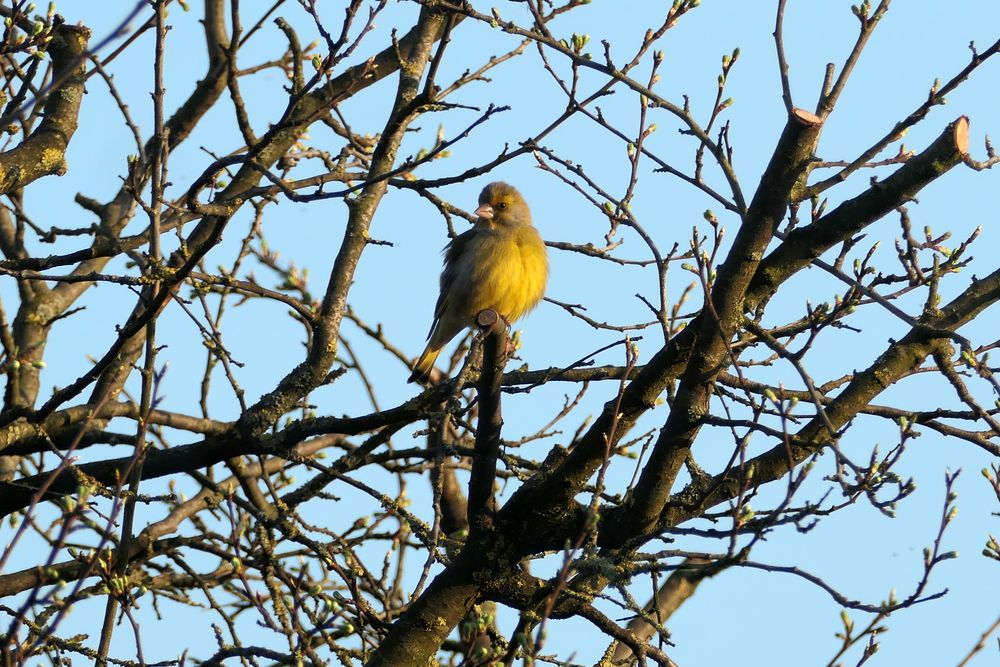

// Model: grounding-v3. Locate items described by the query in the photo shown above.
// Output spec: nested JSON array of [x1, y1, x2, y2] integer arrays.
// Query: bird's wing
[[427, 229, 475, 338]]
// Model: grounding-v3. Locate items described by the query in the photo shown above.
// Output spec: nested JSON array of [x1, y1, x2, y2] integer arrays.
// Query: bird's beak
[[474, 203, 494, 220]]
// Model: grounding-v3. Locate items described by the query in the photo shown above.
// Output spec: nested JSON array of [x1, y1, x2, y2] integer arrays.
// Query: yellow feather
[[409, 183, 548, 383]]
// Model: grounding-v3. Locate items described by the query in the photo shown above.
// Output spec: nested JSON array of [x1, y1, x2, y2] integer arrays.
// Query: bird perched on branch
[[408, 182, 548, 384]]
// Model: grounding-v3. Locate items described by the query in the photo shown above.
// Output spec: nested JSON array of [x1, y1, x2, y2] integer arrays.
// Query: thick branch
[[366, 548, 481, 666], [0, 24, 90, 194], [605, 108, 824, 541], [662, 264, 1000, 530], [235, 7, 454, 440], [0, 435, 334, 596], [608, 557, 714, 664], [748, 116, 970, 310], [467, 310, 507, 537]]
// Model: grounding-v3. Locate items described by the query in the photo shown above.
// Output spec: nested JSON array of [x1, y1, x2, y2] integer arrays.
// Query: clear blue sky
[[5, 1, 1000, 665]]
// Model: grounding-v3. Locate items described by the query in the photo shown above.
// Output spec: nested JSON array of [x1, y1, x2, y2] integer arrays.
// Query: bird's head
[[474, 182, 531, 227]]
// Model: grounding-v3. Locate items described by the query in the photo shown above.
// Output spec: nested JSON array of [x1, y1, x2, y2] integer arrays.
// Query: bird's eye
[[497, 202, 508, 210]]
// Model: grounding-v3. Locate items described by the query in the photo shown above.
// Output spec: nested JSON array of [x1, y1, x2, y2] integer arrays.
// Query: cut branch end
[[954, 115, 970, 154]]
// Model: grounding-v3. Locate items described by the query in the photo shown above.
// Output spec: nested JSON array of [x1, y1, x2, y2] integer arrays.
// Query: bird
[[408, 182, 548, 384]]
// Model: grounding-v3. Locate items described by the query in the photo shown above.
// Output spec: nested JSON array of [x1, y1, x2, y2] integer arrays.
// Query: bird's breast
[[455, 226, 548, 323]]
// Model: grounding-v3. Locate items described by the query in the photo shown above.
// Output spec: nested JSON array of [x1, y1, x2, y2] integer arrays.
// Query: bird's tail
[[407, 343, 442, 384]]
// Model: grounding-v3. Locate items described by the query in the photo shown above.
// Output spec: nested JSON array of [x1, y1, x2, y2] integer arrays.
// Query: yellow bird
[[408, 182, 548, 384]]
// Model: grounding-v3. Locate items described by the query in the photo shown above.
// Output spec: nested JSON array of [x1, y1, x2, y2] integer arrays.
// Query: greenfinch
[[408, 182, 548, 384]]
